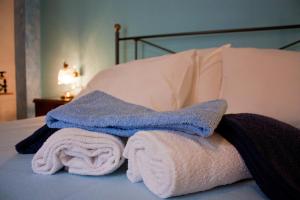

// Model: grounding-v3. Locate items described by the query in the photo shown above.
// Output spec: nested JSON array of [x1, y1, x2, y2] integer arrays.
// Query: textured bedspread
[[0, 117, 269, 200]]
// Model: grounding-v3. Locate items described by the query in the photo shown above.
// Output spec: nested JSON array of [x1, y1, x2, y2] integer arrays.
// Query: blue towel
[[46, 91, 227, 137]]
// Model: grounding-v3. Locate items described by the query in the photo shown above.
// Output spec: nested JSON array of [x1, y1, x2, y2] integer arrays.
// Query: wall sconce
[[57, 62, 80, 100], [0, 71, 7, 94]]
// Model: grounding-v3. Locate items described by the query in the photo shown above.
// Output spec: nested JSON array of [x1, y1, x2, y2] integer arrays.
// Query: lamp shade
[[57, 62, 80, 100], [58, 66, 77, 85], [57, 62, 79, 85]]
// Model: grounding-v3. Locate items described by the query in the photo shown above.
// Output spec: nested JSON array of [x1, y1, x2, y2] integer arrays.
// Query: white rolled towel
[[32, 128, 125, 175], [123, 131, 251, 198]]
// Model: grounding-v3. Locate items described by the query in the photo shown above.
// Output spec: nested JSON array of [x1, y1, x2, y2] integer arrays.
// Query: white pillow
[[186, 44, 231, 106], [78, 50, 197, 111], [220, 48, 300, 126]]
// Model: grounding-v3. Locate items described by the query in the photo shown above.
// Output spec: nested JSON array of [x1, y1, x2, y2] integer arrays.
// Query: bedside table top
[[33, 98, 72, 103], [33, 97, 72, 117]]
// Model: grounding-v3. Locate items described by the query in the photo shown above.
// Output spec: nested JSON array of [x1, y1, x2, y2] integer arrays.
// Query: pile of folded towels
[[16, 91, 300, 200]]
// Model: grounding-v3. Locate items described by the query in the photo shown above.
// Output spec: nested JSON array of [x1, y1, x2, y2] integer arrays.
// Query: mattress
[[0, 117, 269, 200]]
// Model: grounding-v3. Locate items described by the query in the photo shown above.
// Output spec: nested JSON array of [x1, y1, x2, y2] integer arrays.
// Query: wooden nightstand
[[33, 98, 71, 117]]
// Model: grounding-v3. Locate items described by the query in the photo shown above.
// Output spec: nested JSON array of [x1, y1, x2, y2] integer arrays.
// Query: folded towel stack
[[46, 91, 227, 137], [123, 130, 251, 198], [32, 128, 125, 176], [26, 91, 251, 199]]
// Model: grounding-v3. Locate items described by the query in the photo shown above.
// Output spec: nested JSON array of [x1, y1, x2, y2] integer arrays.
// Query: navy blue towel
[[216, 113, 300, 200], [15, 124, 59, 154], [46, 91, 227, 137]]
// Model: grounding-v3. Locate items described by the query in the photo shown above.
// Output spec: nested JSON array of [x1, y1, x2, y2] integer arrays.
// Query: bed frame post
[[134, 39, 138, 60], [114, 24, 121, 65]]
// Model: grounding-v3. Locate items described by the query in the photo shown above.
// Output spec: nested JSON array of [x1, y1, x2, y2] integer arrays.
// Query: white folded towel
[[32, 128, 125, 176], [123, 131, 251, 198]]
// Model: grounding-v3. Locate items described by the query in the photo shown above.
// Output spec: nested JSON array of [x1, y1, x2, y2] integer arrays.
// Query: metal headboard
[[114, 24, 300, 65]]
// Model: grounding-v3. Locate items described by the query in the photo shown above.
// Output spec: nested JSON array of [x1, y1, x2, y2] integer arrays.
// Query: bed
[[0, 24, 300, 200], [0, 117, 269, 200]]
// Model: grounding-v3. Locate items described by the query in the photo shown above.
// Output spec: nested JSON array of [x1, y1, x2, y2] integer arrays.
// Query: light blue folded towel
[[46, 91, 227, 137]]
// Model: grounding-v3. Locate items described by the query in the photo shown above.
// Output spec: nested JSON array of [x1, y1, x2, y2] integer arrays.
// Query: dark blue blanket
[[216, 113, 300, 200]]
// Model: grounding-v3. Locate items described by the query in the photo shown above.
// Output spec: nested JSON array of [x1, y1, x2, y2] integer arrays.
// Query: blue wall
[[40, 0, 300, 97], [26, 0, 41, 117]]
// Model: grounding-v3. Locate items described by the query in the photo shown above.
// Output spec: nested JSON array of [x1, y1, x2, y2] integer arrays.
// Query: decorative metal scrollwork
[[0, 71, 7, 93]]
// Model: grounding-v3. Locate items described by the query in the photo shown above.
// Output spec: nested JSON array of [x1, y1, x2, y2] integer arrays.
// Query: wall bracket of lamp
[[57, 62, 80, 100]]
